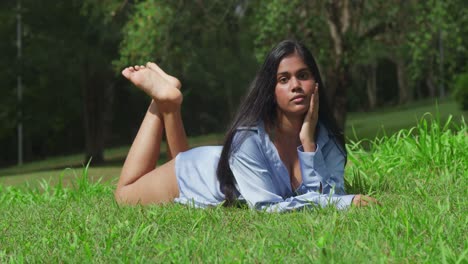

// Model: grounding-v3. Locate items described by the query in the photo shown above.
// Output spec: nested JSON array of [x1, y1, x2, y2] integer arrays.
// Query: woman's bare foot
[[122, 65, 182, 112], [145, 62, 181, 90]]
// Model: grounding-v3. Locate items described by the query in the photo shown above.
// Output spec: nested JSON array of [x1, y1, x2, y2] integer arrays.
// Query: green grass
[[1, 113, 466, 262], [345, 99, 466, 140], [0, 133, 224, 186]]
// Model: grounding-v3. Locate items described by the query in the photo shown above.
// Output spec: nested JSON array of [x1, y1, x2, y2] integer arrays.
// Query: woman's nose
[[291, 77, 302, 91]]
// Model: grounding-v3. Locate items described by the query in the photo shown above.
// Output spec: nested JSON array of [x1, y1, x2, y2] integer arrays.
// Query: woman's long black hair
[[216, 39, 346, 206]]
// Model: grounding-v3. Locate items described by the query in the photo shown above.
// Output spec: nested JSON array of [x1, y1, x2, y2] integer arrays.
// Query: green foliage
[[1, 0, 468, 165], [408, 0, 468, 88], [0, 1, 20, 161], [81, 0, 125, 25], [250, 0, 468, 109], [0, 1, 85, 163], [251, 0, 303, 61], [115, 0, 258, 134], [0, 0, 130, 165], [250, 1, 417, 111], [114, 0, 171, 70], [453, 72, 468, 110], [115, 0, 247, 73], [1, 120, 467, 262], [250, 1, 331, 66]]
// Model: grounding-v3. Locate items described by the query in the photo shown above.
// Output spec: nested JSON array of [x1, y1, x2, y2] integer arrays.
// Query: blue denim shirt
[[174, 121, 355, 212]]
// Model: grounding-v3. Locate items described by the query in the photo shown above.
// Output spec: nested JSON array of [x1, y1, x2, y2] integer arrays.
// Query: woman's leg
[[115, 65, 186, 205], [145, 62, 189, 158]]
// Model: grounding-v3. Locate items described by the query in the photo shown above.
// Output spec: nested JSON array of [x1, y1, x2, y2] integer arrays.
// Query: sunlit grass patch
[[346, 114, 467, 195]]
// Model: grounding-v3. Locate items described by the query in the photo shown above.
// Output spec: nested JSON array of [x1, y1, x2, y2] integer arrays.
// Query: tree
[[408, 0, 468, 99], [24, 0, 127, 164], [79, 0, 130, 163], [0, 0, 19, 166], [0, 0, 128, 165], [251, 0, 395, 129], [115, 0, 258, 135]]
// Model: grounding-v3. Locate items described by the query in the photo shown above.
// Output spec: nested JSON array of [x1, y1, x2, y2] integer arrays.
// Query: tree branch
[[359, 22, 389, 40], [341, 0, 350, 34], [326, 1, 343, 57]]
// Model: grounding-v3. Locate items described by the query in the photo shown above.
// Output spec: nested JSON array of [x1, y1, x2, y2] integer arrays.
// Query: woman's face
[[274, 52, 316, 117]]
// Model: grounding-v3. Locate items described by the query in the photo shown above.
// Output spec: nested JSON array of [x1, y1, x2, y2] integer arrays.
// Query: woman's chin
[[291, 104, 309, 114], [277, 106, 308, 117]]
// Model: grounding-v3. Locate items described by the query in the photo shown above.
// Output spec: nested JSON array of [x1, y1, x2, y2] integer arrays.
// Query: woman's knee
[[114, 185, 132, 205], [114, 160, 179, 205]]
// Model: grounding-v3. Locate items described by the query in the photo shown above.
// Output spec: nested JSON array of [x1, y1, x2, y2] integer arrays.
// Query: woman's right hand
[[299, 83, 319, 152], [352, 194, 380, 207]]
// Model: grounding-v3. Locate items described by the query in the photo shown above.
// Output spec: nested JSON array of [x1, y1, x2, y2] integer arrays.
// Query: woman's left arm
[[297, 140, 346, 195], [298, 83, 346, 194], [230, 135, 354, 212]]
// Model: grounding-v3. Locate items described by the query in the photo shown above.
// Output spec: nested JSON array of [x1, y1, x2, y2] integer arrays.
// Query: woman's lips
[[291, 95, 306, 103]]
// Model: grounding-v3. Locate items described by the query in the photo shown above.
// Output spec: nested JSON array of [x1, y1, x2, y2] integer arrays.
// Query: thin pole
[[17, 0, 23, 165], [438, 27, 445, 98]]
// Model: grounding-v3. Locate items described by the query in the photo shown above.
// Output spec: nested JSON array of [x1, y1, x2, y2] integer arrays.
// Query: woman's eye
[[279, 77, 288, 84], [298, 72, 310, 80]]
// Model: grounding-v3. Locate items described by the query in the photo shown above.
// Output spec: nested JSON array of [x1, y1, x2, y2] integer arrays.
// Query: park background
[[0, 1, 467, 262], [1, 0, 467, 170]]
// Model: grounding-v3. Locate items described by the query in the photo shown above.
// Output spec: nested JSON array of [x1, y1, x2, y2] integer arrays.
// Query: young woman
[[115, 40, 378, 212]]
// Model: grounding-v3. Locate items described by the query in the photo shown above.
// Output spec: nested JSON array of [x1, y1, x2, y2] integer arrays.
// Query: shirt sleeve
[[229, 133, 354, 212], [297, 139, 347, 195]]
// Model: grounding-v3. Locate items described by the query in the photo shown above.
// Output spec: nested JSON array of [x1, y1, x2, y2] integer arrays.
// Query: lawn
[[0, 133, 224, 187], [0, 100, 467, 262], [345, 99, 465, 140]]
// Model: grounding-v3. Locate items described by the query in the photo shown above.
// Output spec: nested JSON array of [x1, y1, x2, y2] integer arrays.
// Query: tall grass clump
[[343, 114, 467, 263], [346, 114, 467, 195], [0, 160, 110, 206]]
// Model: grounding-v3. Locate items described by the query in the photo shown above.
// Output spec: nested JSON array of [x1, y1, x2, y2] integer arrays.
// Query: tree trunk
[[426, 76, 436, 98], [396, 57, 411, 104], [82, 64, 114, 165], [325, 0, 350, 131], [366, 64, 377, 109], [426, 66, 436, 98], [334, 65, 349, 131]]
